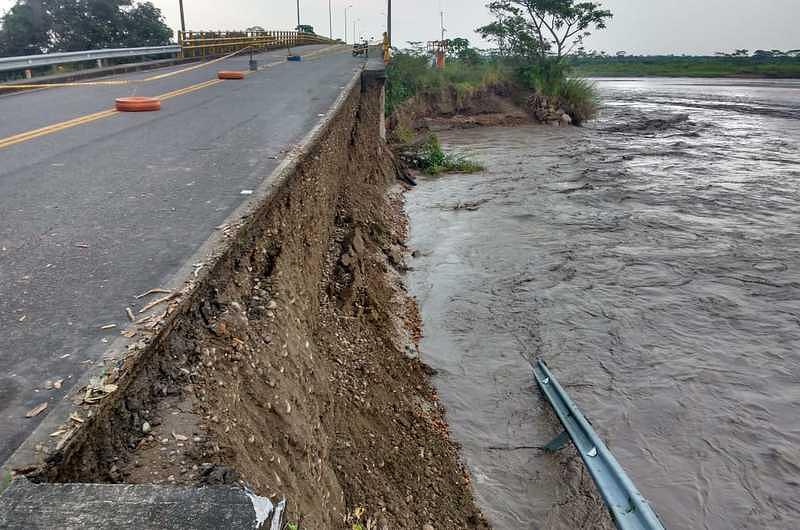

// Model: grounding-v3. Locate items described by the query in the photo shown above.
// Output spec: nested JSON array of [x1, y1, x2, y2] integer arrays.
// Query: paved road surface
[[0, 45, 362, 464]]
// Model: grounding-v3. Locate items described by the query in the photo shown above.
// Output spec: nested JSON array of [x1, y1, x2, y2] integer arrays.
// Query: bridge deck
[[0, 45, 361, 464]]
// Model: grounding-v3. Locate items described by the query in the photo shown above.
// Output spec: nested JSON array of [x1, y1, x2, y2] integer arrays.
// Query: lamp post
[[296, 0, 300, 30], [387, 0, 391, 46], [345, 5, 353, 43], [328, 0, 333, 40], [178, 0, 186, 33]]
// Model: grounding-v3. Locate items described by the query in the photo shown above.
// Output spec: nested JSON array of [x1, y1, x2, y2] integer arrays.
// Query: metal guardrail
[[533, 359, 666, 530], [0, 45, 181, 73], [178, 31, 335, 59], [0, 30, 337, 79]]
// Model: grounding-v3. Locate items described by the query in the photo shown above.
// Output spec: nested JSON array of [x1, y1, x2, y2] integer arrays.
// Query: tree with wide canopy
[[0, 0, 172, 57]]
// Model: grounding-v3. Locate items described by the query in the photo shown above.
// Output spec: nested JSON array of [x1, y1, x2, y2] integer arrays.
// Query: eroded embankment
[[389, 83, 532, 136], [10, 72, 487, 529]]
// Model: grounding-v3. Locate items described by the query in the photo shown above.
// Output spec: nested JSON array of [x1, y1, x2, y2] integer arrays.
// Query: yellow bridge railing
[[178, 31, 337, 59]]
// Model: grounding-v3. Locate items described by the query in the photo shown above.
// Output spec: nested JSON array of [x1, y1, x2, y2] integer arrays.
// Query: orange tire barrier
[[217, 70, 245, 80], [115, 97, 161, 112]]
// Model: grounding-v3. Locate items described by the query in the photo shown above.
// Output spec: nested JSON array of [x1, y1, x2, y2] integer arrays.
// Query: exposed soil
[[24, 80, 489, 528], [389, 83, 532, 137]]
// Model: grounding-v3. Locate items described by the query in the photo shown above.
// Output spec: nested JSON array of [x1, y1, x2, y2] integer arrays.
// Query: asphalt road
[[0, 45, 363, 464]]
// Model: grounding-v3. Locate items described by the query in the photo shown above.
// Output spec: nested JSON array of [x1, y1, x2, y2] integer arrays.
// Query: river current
[[405, 78, 800, 529]]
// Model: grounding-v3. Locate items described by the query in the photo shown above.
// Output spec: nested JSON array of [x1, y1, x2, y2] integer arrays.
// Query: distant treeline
[[569, 55, 800, 78]]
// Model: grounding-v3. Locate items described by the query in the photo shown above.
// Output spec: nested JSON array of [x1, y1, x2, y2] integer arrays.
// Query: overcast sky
[[1, 0, 798, 55]]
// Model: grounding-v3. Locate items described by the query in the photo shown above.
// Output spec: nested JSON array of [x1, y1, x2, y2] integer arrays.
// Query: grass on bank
[[386, 52, 510, 115], [570, 56, 800, 78], [386, 50, 601, 125], [399, 134, 484, 175]]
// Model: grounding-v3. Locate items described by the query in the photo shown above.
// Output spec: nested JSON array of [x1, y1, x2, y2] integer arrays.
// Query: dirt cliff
[[17, 74, 488, 529]]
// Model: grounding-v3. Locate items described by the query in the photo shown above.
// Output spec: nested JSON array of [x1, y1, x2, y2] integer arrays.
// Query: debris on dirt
[[135, 288, 172, 299], [126, 307, 136, 321], [25, 403, 47, 418], [82, 378, 118, 404], [99, 324, 117, 330], [198, 464, 240, 486], [55, 428, 77, 451], [138, 293, 177, 314]]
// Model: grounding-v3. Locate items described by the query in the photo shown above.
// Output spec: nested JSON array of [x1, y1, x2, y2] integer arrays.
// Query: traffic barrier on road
[[0, 46, 181, 74], [115, 97, 161, 112], [217, 71, 245, 80]]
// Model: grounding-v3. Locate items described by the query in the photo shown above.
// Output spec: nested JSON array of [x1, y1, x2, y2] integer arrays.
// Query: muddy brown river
[[406, 78, 800, 529]]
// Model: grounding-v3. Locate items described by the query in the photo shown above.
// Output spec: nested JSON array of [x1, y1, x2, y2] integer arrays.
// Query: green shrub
[[557, 78, 599, 125], [386, 51, 512, 114], [412, 136, 484, 175], [517, 59, 600, 124]]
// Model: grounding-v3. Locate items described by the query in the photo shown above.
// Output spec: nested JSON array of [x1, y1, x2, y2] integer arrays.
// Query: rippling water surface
[[406, 78, 800, 529]]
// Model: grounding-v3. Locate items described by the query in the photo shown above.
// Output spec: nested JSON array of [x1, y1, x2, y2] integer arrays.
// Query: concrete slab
[[0, 479, 281, 529]]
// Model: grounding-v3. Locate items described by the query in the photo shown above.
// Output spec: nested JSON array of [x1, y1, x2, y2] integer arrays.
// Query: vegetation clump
[[386, 47, 509, 115], [398, 134, 484, 175], [387, 1, 613, 126]]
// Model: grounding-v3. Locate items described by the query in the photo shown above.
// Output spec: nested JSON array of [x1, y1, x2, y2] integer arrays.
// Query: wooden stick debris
[[135, 288, 172, 300], [138, 293, 178, 314], [25, 402, 48, 418]]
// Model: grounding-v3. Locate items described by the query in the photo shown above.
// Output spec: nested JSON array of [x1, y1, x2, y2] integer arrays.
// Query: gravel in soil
[[111, 89, 490, 529]]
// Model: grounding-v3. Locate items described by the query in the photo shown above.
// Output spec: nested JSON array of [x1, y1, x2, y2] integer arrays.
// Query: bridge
[[0, 39, 362, 468]]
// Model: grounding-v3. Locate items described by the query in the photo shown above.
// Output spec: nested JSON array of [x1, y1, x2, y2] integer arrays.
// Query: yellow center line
[[0, 45, 349, 151], [157, 78, 222, 100], [0, 80, 131, 90], [0, 109, 118, 150]]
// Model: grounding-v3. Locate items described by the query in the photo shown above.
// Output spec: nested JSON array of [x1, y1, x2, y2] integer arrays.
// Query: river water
[[405, 78, 800, 529]]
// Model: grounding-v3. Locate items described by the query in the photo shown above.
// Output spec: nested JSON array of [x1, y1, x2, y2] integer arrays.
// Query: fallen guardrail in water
[[533, 359, 666, 530]]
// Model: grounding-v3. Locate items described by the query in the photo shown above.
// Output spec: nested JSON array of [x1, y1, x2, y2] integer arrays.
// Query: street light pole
[[296, 0, 300, 30], [387, 0, 391, 46], [178, 0, 186, 33], [345, 5, 352, 44], [328, 0, 333, 40]]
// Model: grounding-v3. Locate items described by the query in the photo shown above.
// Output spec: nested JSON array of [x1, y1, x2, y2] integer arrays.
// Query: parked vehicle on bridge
[[353, 42, 369, 57]]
